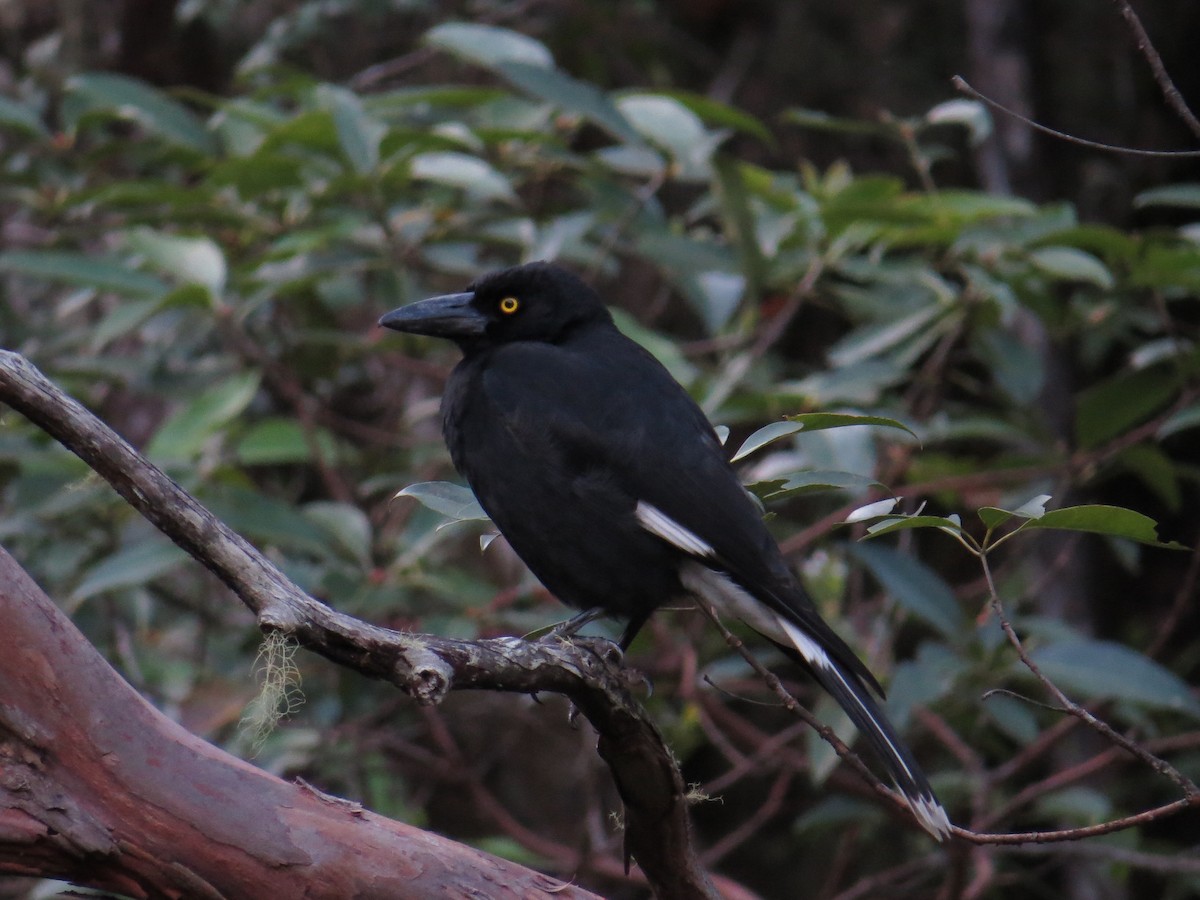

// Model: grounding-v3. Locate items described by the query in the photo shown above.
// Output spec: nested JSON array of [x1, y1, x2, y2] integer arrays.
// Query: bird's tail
[[678, 562, 951, 839], [775, 617, 952, 841]]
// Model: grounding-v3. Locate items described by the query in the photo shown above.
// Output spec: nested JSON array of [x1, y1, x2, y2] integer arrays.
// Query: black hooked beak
[[378, 291, 487, 339]]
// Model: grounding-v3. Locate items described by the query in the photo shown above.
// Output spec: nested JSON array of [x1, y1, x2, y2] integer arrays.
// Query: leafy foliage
[[2, 12, 1199, 900]]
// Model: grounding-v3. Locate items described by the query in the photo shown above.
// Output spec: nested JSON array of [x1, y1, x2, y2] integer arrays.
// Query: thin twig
[[1111, 0, 1200, 140], [952, 76, 1200, 157], [981, 556, 1198, 799], [951, 795, 1198, 845]]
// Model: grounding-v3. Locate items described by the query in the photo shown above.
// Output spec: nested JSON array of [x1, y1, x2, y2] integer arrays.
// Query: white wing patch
[[679, 563, 834, 675], [679, 563, 781, 635], [635, 502, 715, 558]]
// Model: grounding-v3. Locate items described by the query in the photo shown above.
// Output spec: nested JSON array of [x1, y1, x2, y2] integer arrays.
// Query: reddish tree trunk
[[0, 546, 599, 899]]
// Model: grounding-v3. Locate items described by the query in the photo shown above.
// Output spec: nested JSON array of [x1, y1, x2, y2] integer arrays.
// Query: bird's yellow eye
[[498, 296, 520, 315]]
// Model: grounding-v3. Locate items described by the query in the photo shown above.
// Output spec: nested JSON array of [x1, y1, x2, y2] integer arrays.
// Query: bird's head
[[378, 261, 611, 349]]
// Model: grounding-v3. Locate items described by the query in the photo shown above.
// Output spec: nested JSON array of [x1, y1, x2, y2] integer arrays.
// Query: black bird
[[379, 261, 950, 839]]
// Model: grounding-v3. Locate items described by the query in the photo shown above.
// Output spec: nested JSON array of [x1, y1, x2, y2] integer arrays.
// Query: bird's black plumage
[[379, 261, 950, 839]]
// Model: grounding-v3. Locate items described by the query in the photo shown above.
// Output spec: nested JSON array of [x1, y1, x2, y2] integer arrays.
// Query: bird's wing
[[481, 330, 878, 686], [481, 331, 950, 839]]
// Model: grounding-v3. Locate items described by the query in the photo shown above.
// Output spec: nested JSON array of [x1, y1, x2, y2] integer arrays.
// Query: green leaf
[[826, 303, 947, 368], [1019, 504, 1182, 548], [1033, 224, 1137, 261], [1129, 337, 1193, 370], [793, 797, 881, 835], [732, 421, 803, 461], [0, 250, 167, 297], [1116, 444, 1182, 512], [978, 494, 1051, 530], [688, 270, 745, 333], [785, 359, 907, 406], [610, 309, 698, 387], [0, 94, 48, 136], [982, 692, 1040, 745], [732, 414, 915, 462], [368, 85, 511, 115], [65, 72, 217, 154], [206, 485, 331, 554], [1034, 787, 1112, 826], [653, 90, 773, 144], [924, 99, 991, 144], [410, 151, 516, 202], [886, 641, 961, 725], [89, 286, 208, 348], [494, 61, 642, 145], [318, 84, 384, 174], [1075, 367, 1178, 449], [845, 497, 900, 523], [425, 22, 554, 69], [712, 156, 766, 298], [900, 190, 1037, 222], [864, 514, 965, 540], [260, 109, 340, 155], [1028, 246, 1114, 289], [973, 327, 1045, 406], [786, 412, 918, 440], [1030, 639, 1200, 717], [632, 233, 741, 333], [751, 470, 883, 500], [978, 507, 1014, 530], [617, 94, 720, 178], [783, 107, 891, 137], [1158, 403, 1200, 438], [209, 153, 305, 196], [806, 694, 856, 784], [1134, 183, 1200, 210], [147, 372, 262, 461], [123, 228, 226, 293], [236, 418, 337, 465], [304, 501, 372, 566], [1130, 245, 1200, 291], [849, 542, 965, 638], [91, 296, 171, 347], [72, 538, 189, 601], [593, 144, 664, 178], [396, 481, 488, 523]]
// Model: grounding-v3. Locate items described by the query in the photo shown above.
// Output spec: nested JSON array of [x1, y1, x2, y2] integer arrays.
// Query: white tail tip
[[908, 793, 952, 841]]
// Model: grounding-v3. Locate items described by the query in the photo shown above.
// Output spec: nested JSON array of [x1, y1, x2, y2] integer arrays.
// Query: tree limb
[[0, 545, 600, 899], [0, 350, 716, 900]]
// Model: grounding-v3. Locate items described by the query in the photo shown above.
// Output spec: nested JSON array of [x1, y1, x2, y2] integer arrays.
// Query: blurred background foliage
[[1, 1, 1199, 898]]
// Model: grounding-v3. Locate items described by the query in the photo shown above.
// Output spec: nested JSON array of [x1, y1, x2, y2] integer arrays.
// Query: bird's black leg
[[617, 611, 652, 651], [544, 607, 607, 641], [617, 611, 654, 698]]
